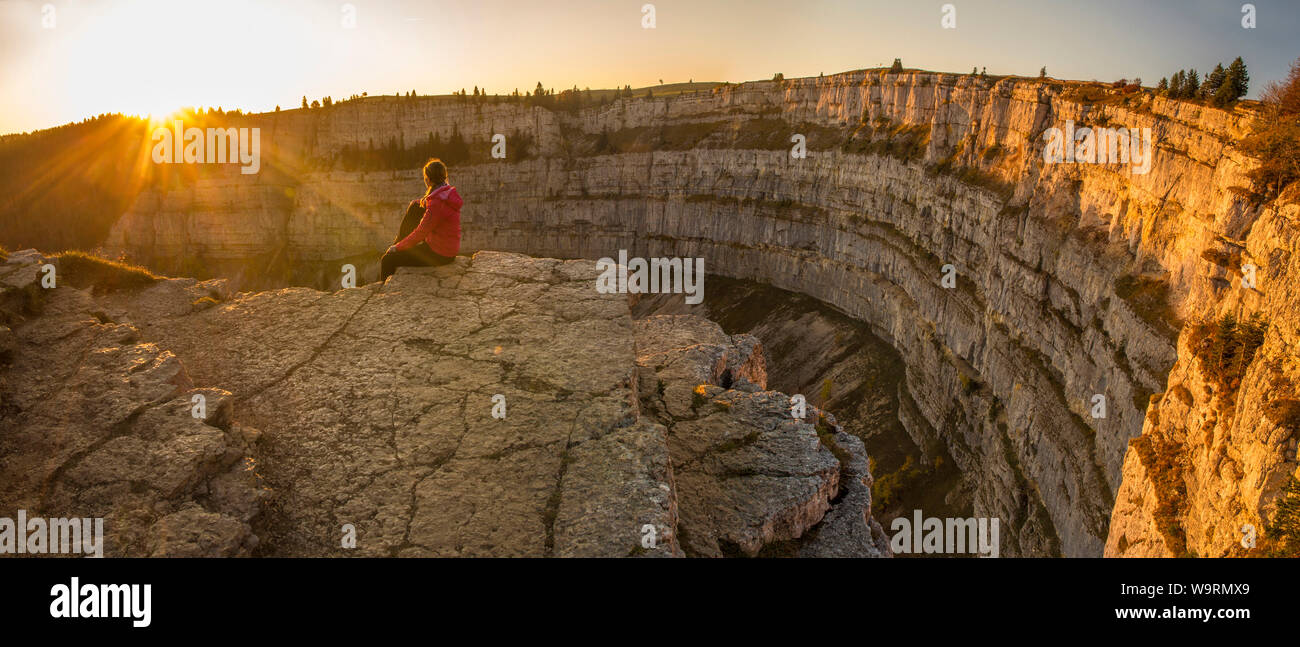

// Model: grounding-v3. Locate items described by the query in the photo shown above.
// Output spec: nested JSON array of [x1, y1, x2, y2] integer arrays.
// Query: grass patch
[[51, 251, 160, 293]]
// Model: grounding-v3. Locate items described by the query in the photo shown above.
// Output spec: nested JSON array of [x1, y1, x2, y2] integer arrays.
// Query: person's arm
[[392, 197, 443, 252]]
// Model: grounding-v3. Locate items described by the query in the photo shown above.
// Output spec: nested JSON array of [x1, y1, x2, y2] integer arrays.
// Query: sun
[[144, 107, 186, 127]]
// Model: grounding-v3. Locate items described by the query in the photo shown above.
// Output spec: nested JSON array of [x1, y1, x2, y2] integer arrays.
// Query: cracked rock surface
[[0, 251, 263, 557], [635, 315, 889, 557], [2, 250, 885, 557]]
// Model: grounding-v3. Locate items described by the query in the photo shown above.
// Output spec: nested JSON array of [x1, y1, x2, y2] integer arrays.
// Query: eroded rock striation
[[1, 249, 885, 557]]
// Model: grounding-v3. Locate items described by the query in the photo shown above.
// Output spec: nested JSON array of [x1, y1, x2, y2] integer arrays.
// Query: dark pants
[[381, 243, 454, 280], [381, 201, 453, 281]]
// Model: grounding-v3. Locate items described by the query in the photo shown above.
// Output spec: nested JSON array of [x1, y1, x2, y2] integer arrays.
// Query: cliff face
[[1106, 200, 1300, 557], [1, 249, 883, 557], [99, 69, 1289, 556]]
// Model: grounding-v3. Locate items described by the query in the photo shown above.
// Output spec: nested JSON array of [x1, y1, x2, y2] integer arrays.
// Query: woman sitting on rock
[[381, 158, 463, 280]]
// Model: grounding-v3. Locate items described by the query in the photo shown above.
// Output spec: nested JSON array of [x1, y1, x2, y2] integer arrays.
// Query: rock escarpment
[[98, 69, 1289, 556], [0, 249, 884, 557]]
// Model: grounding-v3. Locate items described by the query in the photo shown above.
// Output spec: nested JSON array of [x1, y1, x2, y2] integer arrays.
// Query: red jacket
[[394, 184, 462, 257]]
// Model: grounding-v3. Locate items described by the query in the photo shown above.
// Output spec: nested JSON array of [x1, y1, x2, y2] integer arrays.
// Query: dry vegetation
[[50, 250, 160, 293], [1186, 312, 1268, 405], [1131, 432, 1190, 556], [1238, 57, 1300, 203]]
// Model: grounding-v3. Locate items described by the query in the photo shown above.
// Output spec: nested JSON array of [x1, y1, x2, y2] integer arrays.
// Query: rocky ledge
[[0, 249, 887, 557]]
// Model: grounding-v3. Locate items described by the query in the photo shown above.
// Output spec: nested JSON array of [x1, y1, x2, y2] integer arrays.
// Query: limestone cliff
[[1105, 200, 1300, 557], [0, 249, 885, 557], [95, 69, 1291, 556]]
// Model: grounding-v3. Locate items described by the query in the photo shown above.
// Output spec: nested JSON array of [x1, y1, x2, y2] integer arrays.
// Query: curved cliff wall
[[101, 70, 1282, 556]]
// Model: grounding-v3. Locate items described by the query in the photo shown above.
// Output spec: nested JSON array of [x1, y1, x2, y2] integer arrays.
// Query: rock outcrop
[[0, 249, 884, 557], [634, 315, 889, 557], [0, 251, 263, 557], [633, 275, 971, 526]]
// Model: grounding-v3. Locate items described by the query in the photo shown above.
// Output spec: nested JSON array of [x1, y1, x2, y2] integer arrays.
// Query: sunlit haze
[[2, 0, 1298, 134]]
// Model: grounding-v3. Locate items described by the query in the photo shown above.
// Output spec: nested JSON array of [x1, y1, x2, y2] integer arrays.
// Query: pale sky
[[1, 0, 1297, 135]]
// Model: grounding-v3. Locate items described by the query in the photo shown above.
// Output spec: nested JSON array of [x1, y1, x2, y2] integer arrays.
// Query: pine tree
[[890, 58, 903, 73], [1216, 56, 1250, 106], [1169, 70, 1184, 98], [1203, 63, 1226, 98], [1185, 69, 1200, 98], [1039, 66, 1047, 78], [1212, 312, 1239, 381], [302, 96, 308, 109], [1157, 77, 1168, 93]]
